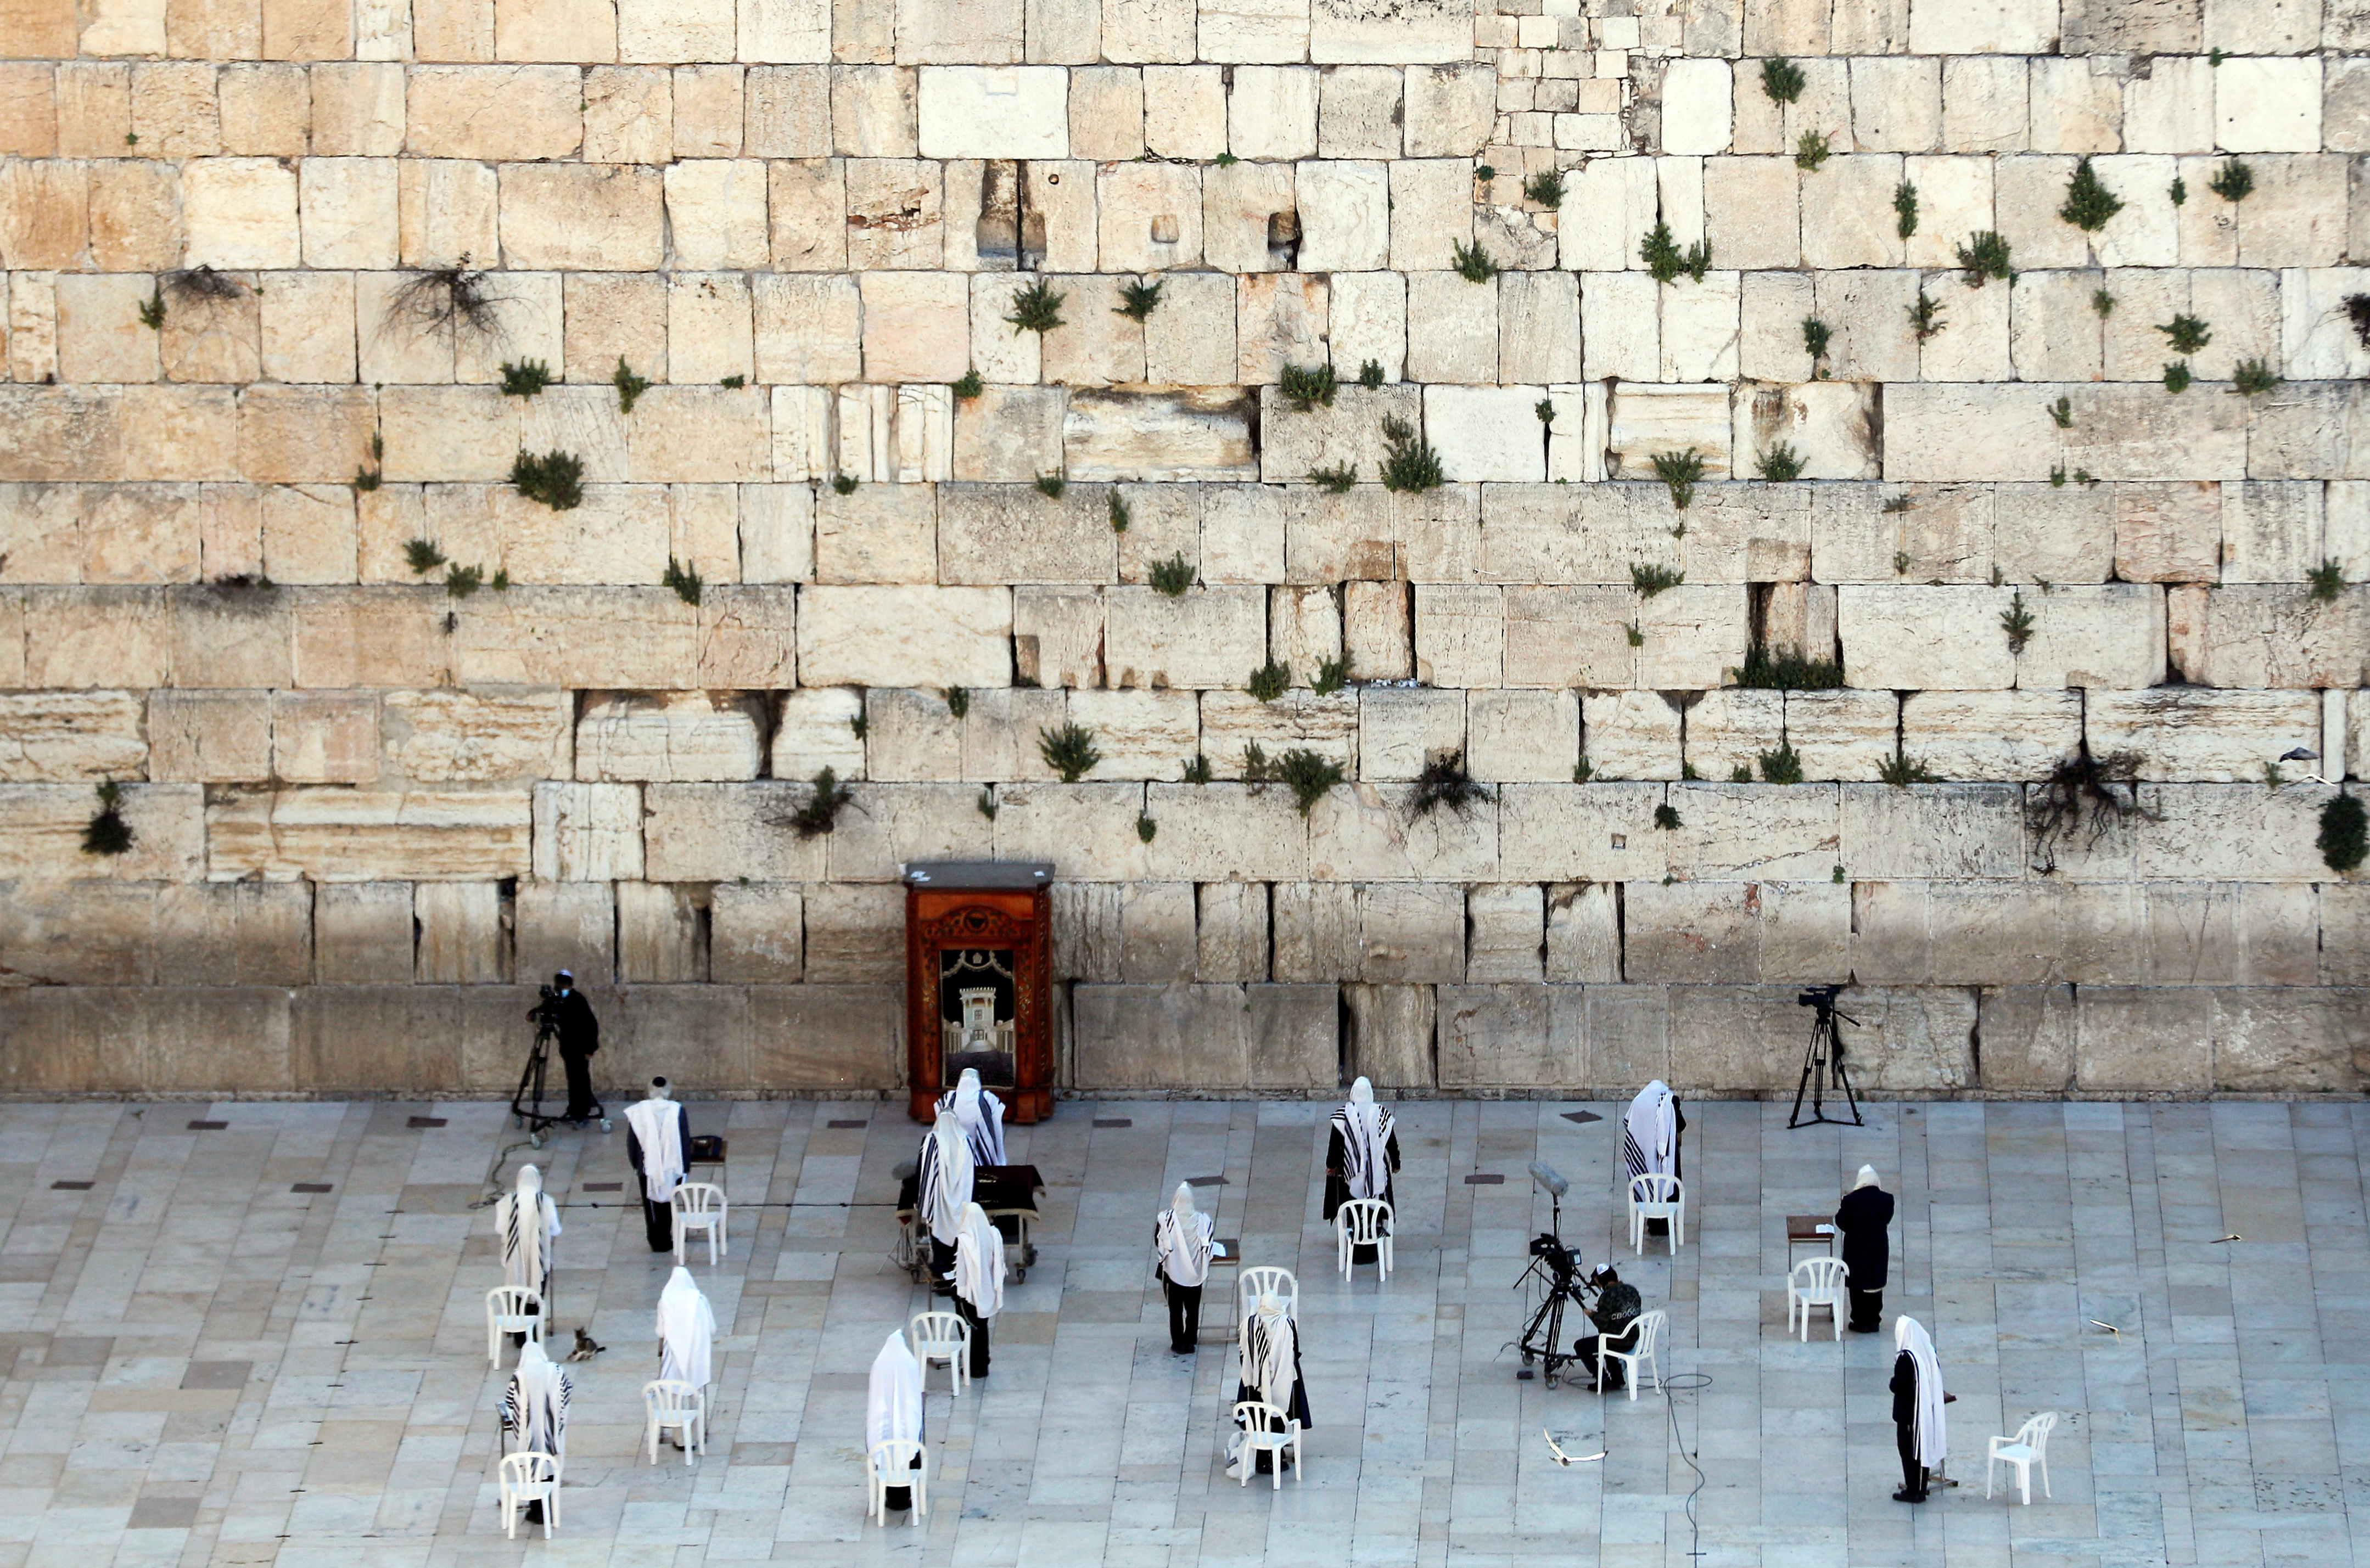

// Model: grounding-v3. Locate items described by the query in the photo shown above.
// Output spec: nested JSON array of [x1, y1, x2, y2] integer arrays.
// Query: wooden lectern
[[902, 862, 1054, 1124]]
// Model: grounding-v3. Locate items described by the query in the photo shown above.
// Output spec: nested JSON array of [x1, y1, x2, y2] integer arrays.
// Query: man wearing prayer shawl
[[914, 1109, 974, 1292], [1226, 1291, 1312, 1477], [866, 1329, 925, 1511], [622, 1077, 691, 1254], [1152, 1182, 1214, 1355], [953, 1201, 1005, 1378], [933, 1067, 1008, 1166], [653, 1265, 716, 1451], [1324, 1077, 1402, 1264], [1890, 1316, 1946, 1503], [1622, 1080, 1687, 1237], [1836, 1165, 1894, 1333], [501, 1339, 572, 1523], [496, 1164, 561, 1344]]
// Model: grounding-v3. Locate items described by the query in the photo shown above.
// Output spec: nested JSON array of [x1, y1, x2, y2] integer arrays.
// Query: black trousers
[[641, 1196, 673, 1252], [1163, 1279, 1202, 1352], [1576, 1328, 1637, 1389], [884, 1452, 922, 1510], [1849, 1286, 1884, 1333], [955, 1294, 991, 1376], [1896, 1423, 1928, 1497], [560, 1050, 597, 1121]]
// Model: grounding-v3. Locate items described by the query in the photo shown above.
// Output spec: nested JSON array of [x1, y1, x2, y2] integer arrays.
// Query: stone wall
[[2, 0, 2367, 1099]]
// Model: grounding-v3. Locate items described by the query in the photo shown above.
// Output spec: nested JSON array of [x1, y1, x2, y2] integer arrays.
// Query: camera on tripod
[[1797, 983, 1844, 1009], [1528, 1232, 1588, 1287], [1789, 982, 1863, 1129]]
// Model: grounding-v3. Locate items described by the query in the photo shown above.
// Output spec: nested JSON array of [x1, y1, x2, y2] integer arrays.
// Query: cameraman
[[1576, 1263, 1644, 1392], [530, 970, 601, 1127]]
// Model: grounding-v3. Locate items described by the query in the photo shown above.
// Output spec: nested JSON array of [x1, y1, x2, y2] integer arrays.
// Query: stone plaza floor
[[0, 1094, 2357, 1568]]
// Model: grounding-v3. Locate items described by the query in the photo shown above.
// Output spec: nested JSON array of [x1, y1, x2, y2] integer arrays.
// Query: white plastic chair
[[1237, 1266, 1299, 1323], [671, 1182, 729, 1266], [1627, 1173, 1687, 1255], [1335, 1198, 1394, 1283], [1787, 1257, 1851, 1342], [1231, 1399, 1303, 1489], [1599, 1309, 1666, 1402], [498, 1451, 559, 1538], [642, 1379, 707, 1465], [485, 1285, 545, 1367], [1986, 1412, 2058, 1504], [909, 1310, 971, 1397], [865, 1438, 929, 1526]]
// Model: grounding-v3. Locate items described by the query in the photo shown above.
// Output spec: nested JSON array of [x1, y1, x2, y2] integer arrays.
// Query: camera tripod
[[510, 1013, 607, 1146], [1512, 1239, 1598, 1389], [1788, 989, 1863, 1129]]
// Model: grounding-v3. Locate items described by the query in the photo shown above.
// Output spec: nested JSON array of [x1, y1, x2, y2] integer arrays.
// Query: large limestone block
[[813, 482, 935, 585], [575, 691, 765, 782], [1306, 781, 1498, 882], [1427, 386, 1548, 485], [1138, 782, 1306, 880], [1342, 983, 1434, 1087], [1581, 690, 1683, 780], [1732, 382, 1878, 481], [499, 164, 663, 270], [1899, 690, 2081, 782], [1435, 983, 1568, 1090], [182, 158, 299, 268], [642, 782, 830, 881], [209, 788, 531, 881], [149, 690, 270, 782], [237, 385, 376, 486], [2016, 583, 2166, 690], [1199, 689, 1355, 775], [2113, 480, 2221, 584], [1783, 688, 1897, 782], [1063, 688, 1198, 778], [270, 690, 378, 784], [938, 484, 1114, 586], [1357, 686, 1464, 780], [515, 881, 614, 983], [0, 691, 145, 782], [0, 389, 122, 486], [2169, 585, 2370, 688], [742, 984, 899, 1090], [528, 780, 641, 880], [994, 780, 1148, 875], [1013, 586, 1106, 688], [1465, 883, 1543, 983], [2133, 782, 2337, 883], [1071, 982, 1330, 1091], [1637, 583, 1751, 690], [1624, 879, 1850, 983], [1682, 688, 1783, 783], [772, 685, 866, 782], [1498, 783, 1672, 881], [1467, 689, 1578, 783], [1196, 880, 1269, 981], [916, 66, 1067, 158], [1838, 585, 2016, 690], [1413, 582, 1503, 688], [2072, 986, 2212, 1091], [824, 780, 989, 880], [1606, 383, 1733, 479], [2086, 687, 2319, 782], [1310, 0, 1464, 60], [616, 882, 706, 982], [861, 687, 962, 782], [414, 881, 507, 984], [1840, 783, 2022, 878], [1105, 585, 1264, 690], [797, 585, 1011, 688], [311, 882, 414, 984], [1665, 783, 1841, 880], [0, 883, 163, 987], [1347, 881, 1463, 983], [453, 588, 702, 689], [1887, 383, 2249, 482], [0, 782, 198, 883]]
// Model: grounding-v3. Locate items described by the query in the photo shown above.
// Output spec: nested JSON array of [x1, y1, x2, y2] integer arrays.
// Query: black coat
[[542, 990, 600, 1059], [1835, 1185, 1893, 1290], [1890, 1349, 1918, 1425]]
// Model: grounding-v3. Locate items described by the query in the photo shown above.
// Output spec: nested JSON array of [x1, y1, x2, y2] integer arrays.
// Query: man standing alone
[[1835, 1165, 1894, 1333], [531, 971, 601, 1127]]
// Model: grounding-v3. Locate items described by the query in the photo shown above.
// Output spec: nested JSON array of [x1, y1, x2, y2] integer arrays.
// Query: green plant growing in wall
[[1450, 238, 1499, 282], [2170, 176, 2188, 206], [1035, 473, 1066, 498], [2001, 588, 2035, 653], [2050, 465, 2068, 486], [1246, 659, 1291, 702], [166, 265, 244, 305], [1640, 222, 1711, 284], [354, 432, 384, 492], [1271, 749, 1345, 816], [952, 369, 984, 400], [500, 359, 553, 397], [719, 374, 745, 389], [1242, 740, 1270, 781], [1884, 494, 1913, 513], [1654, 802, 1682, 830], [944, 685, 970, 719], [1893, 549, 1912, 575], [2319, 794, 2367, 873], [511, 449, 584, 511], [1729, 764, 1751, 782], [1148, 552, 1196, 596], [2231, 358, 2281, 396], [2309, 557, 2346, 603], [1650, 447, 1704, 509], [977, 788, 998, 821], [1794, 130, 1831, 170], [1893, 179, 1919, 239], [1908, 289, 1946, 341], [1760, 56, 1806, 103], [1625, 621, 1644, 647], [1214, 151, 1237, 166], [2048, 395, 2073, 428], [1358, 359, 1385, 388], [82, 780, 134, 857], [1005, 279, 1066, 334], [850, 711, 869, 740], [444, 563, 484, 598], [2164, 361, 2193, 394], [1136, 813, 1157, 843], [404, 537, 447, 574], [612, 356, 649, 414], [1878, 753, 1939, 787], [1735, 642, 1843, 689], [1182, 753, 1213, 784], [1630, 561, 1685, 598], [1038, 722, 1100, 783], [1279, 361, 1338, 412], [2346, 294, 2370, 350], [2059, 156, 2124, 231], [1410, 749, 1491, 818], [389, 262, 501, 341], [1956, 230, 2013, 287], [1310, 652, 1355, 696], [663, 555, 702, 606], [1756, 739, 1805, 785], [785, 768, 855, 838], [1573, 758, 1595, 781], [1755, 442, 1805, 481], [1524, 168, 1566, 209], [2208, 157, 2254, 203], [2091, 288, 2115, 318], [137, 288, 165, 329], [1536, 398, 1555, 426], [1116, 278, 1163, 321], [1379, 417, 1443, 493], [1107, 490, 1130, 533], [2159, 314, 2211, 355], [1802, 317, 1832, 370]]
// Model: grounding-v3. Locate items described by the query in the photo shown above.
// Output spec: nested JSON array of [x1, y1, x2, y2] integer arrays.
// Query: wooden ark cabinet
[[903, 862, 1054, 1124]]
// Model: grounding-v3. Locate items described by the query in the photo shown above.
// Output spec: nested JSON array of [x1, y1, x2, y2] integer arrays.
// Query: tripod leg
[[1789, 1027, 1817, 1129]]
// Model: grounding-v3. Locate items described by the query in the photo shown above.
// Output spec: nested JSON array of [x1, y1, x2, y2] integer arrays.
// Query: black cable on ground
[[1658, 1372, 1713, 1561]]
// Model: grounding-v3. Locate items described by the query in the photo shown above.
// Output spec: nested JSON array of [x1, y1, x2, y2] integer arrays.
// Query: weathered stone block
[[617, 880, 706, 983], [312, 881, 413, 984], [798, 585, 1011, 688], [642, 782, 830, 881]]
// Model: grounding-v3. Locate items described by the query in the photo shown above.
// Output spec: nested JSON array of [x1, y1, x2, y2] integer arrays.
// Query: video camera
[[1797, 983, 1844, 1009], [1529, 1231, 1582, 1283]]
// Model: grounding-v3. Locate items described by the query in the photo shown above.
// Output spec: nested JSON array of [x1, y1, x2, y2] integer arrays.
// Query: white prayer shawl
[[866, 1330, 925, 1452], [916, 1111, 974, 1245], [1155, 1183, 1214, 1288], [954, 1202, 1006, 1319], [1331, 1077, 1396, 1201], [503, 1340, 572, 1458], [1854, 1165, 1880, 1190], [1622, 1080, 1678, 1183], [935, 1070, 1008, 1166], [1896, 1316, 1947, 1468], [623, 1096, 687, 1205], [656, 1265, 716, 1390], [497, 1165, 561, 1296], [1239, 1296, 1298, 1408]]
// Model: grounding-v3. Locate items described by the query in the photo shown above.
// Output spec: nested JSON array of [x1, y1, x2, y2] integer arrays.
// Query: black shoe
[[1892, 1488, 1927, 1504]]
